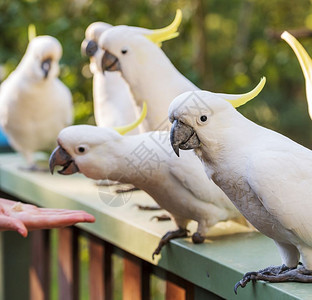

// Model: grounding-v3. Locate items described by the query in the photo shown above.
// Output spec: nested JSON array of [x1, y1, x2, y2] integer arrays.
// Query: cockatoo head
[[81, 22, 112, 58], [169, 78, 266, 156], [98, 10, 182, 81], [21, 35, 62, 80], [49, 125, 123, 180], [49, 102, 147, 178]]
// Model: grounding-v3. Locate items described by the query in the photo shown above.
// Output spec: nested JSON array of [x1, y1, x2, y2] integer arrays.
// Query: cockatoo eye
[[75, 145, 89, 155], [200, 115, 207, 122], [197, 115, 208, 125], [196, 109, 213, 125], [196, 115, 209, 125], [121, 48, 128, 54], [78, 147, 85, 153]]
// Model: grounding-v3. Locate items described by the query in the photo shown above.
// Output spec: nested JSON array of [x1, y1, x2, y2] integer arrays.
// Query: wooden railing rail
[[0, 153, 311, 300]]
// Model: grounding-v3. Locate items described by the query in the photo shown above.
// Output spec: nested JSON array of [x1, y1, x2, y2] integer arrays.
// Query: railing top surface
[[0, 153, 311, 300]]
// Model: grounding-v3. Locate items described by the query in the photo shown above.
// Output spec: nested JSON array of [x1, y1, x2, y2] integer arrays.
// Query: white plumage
[[83, 22, 140, 133], [49, 125, 247, 256], [169, 89, 312, 288], [98, 14, 198, 131], [0, 35, 72, 168], [98, 19, 263, 132]]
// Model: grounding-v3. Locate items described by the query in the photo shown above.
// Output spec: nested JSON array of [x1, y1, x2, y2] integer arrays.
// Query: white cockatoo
[[98, 9, 200, 131], [281, 31, 312, 120], [49, 126, 248, 258], [81, 22, 140, 133], [169, 82, 312, 291], [0, 35, 72, 170], [49, 82, 264, 258]]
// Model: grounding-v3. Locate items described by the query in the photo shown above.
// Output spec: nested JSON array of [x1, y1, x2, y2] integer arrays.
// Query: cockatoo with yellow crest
[[48, 84, 263, 258], [0, 35, 72, 170], [98, 9, 200, 131], [98, 9, 264, 130], [81, 22, 140, 133], [168, 77, 312, 292]]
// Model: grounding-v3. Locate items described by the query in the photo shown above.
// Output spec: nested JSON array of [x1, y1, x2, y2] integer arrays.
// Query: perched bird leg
[[152, 227, 188, 259], [150, 214, 172, 221], [250, 265, 312, 282], [234, 264, 312, 294]]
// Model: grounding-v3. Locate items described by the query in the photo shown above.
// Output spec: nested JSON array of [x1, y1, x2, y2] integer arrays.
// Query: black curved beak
[[81, 39, 98, 57], [49, 145, 79, 175], [101, 50, 121, 73], [170, 120, 201, 157], [41, 58, 52, 79]]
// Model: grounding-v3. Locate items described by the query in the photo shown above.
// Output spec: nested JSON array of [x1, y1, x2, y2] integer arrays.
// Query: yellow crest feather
[[28, 24, 37, 42], [281, 31, 312, 82], [144, 9, 182, 47], [281, 31, 312, 119], [225, 77, 266, 108], [114, 102, 147, 135]]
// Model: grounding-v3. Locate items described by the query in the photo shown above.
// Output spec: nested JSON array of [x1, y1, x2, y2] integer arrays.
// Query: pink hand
[[0, 199, 95, 237]]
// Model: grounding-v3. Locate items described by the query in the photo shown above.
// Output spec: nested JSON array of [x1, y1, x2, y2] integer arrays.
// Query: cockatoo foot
[[19, 164, 49, 173], [152, 228, 188, 260], [234, 264, 312, 293], [150, 214, 171, 221], [192, 232, 205, 244], [135, 204, 162, 211]]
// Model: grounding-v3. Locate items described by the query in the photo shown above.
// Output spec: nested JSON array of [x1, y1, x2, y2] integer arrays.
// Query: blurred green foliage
[[1, 0, 312, 146]]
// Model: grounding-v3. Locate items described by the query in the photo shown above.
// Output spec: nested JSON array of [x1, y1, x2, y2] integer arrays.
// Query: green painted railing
[[0, 153, 311, 300]]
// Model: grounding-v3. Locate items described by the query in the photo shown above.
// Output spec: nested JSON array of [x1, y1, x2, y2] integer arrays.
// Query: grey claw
[[234, 282, 240, 295], [152, 249, 160, 260], [234, 278, 247, 294], [234, 272, 255, 294]]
